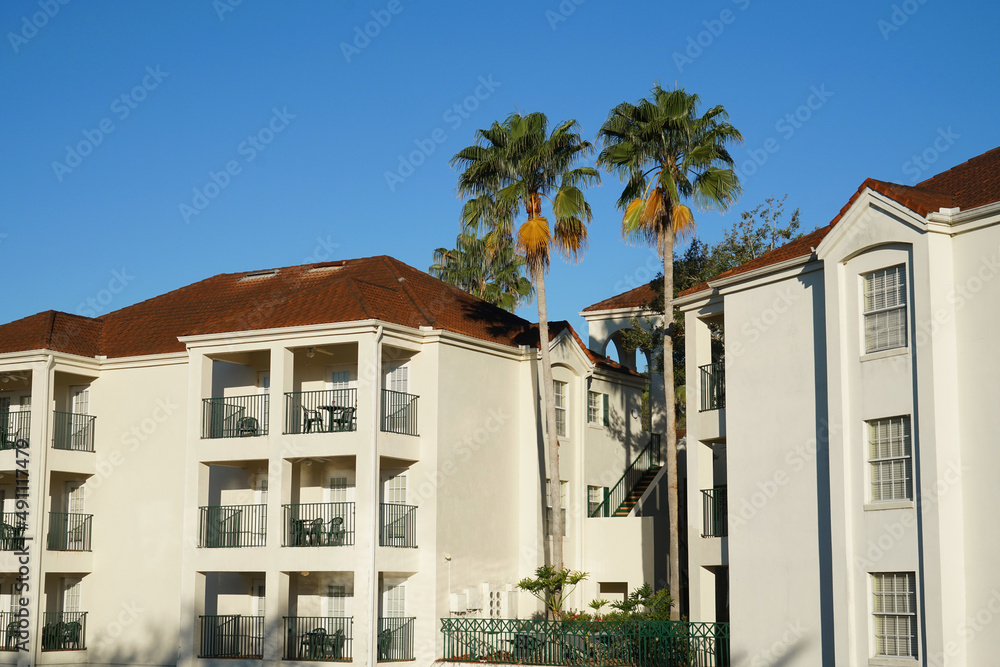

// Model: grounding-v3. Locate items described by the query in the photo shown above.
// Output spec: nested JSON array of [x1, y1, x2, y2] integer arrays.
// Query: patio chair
[[301, 627, 326, 660], [306, 518, 323, 545], [60, 621, 82, 650], [327, 516, 345, 546], [326, 629, 346, 659], [5, 620, 18, 649], [377, 628, 394, 660], [0, 522, 22, 550], [237, 416, 259, 437], [330, 406, 355, 431], [302, 406, 324, 433]]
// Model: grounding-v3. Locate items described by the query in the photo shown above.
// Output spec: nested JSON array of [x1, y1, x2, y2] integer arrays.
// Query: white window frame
[[554, 381, 567, 437], [867, 416, 913, 503], [587, 391, 600, 424], [871, 572, 918, 658], [863, 265, 908, 354], [384, 473, 407, 505], [384, 583, 406, 618], [384, 364, 409, 394], [325, 584, 346, 617], [62, 578, 81, 614], [587, 485, 605, 516]]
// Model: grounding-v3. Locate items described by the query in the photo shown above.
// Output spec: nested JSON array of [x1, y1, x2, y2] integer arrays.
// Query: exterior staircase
[[612, 464, 662, 516], [590, 433, 662, 518]]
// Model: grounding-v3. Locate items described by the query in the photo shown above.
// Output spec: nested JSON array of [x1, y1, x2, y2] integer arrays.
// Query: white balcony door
[[65, 482, 85, 550], [383, 364, 408, 393], [70, 387, 89, 415], [324, 474, 355, 504], [251, 579, 265, 617], [251, 476, 267, 543], [323, 584, 347, 617], [62, 578, 81, 613], [66, 482, 85, 514], [384, 583, 405, 618], [383, 473, 406, 504], [257, 372, 270, 394]]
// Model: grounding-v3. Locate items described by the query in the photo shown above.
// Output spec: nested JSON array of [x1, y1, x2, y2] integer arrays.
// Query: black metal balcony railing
[[381, 389, 418, 436], [284, 389, 358, 435], [0, 410, 30, 450], [699, 362, 726, 412], [52, 411, 96, 452], [380, 503, 417, 548], [199, 615, 264, 659], [702, 486, 728, 538], [40, 612, 87, 651], [0, 611, 20, 651], [198, 504, 266, 548], [47, 513, 92, 551], [284, 616, 353, 661], [377, 617, 415, 662], [202, 394, 269, 439], [283, 502, 355, 547], [0, 512, 25, 552]]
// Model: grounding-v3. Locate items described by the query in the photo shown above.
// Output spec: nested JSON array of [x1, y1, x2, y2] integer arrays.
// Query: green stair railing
[[590, 434, 661, 518]]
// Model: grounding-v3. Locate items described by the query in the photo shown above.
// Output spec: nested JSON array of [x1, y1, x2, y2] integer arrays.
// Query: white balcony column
[[269, 344, 293, 441], [355, 329, 381, 667]]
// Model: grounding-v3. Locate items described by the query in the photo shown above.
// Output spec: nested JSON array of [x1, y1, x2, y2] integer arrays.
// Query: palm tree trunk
[[536, 268, 564, 574], [663, 228, 680, 620]]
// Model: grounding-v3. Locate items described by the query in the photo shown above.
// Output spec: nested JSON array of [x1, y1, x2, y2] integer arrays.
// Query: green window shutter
[[602, 394, 610, 427]]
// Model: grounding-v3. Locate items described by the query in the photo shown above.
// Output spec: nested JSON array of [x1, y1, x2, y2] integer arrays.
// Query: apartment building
[[0, 255, 663, 666], [678, 146, 1000, 666]]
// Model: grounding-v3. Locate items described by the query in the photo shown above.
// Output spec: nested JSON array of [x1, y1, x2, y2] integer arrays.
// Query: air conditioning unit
[[449, 592, 467, 613]]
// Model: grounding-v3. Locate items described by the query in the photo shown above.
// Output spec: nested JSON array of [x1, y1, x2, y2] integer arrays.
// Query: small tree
[[517, 566, 588, 620]]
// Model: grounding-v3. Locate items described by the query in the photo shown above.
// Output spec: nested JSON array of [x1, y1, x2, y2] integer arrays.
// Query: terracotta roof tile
[[582, 283, 658, 312], [0, 311, 102, 357]]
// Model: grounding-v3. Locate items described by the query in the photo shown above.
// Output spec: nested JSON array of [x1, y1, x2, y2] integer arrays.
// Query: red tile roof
[[0, 255, 637, 376], [673, 145, 1000, 298], [582, 282, 658, 313]]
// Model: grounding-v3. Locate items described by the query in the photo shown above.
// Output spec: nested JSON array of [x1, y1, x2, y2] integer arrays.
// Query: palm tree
[[452, 112, 600, 571], [430, 229, 535, 311], [597, 85, 742, 617]]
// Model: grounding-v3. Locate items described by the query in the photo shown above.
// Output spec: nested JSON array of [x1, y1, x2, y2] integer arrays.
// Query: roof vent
[[306, 263, 344, 274], [240, 269, 280, 281]]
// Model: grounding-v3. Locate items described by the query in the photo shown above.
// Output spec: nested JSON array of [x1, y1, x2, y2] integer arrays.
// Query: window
[[385, 474, 407, 504], [554, 381, 567, 437], [546, 479, 568, 537], [62, 578, 81, 613], [326, 585, 346, 617], [588, 485, 605, 516], [385, 584, 405, 617], [864, 265, 907, 353], [588, 391, 608, 425], [872, 572, 917, 658], [868, 417, 912, 502], [385, 364, 409, 393]]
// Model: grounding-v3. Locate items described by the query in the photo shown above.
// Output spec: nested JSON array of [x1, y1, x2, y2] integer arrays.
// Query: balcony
[[381, 389, 418, 436], [0, 410, 30, 450], [283, 502, 355, 547], [284, 389, 357, 435], [198, 504, 266, 548], [202, 395, 269, 439], [701, 486, 728, 538], [52, 411, 96, 452], [377, 617, 414, 662], [284, 616, 353, 661], [199, 614, 263, 659], [699, 362, 725, 412], [47, 513, 92, 551], [40, 611, 87, 651], [379, 504, 417, 548], [0, 512, 25, 551]]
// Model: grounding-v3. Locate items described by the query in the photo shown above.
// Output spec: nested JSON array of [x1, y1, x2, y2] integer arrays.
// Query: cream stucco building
[[0, 255, 667, 666], [679, 146, 1000, 666]]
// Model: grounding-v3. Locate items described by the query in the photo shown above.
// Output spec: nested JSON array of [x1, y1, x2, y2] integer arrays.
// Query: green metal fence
[[52, 411, 96, 452], [0, 513, 25, 551], [198, 504, 266, 547], [283, 502, 355, 547], [701, 487, 728, 538], [201, 394, 269, 438], [699, 362, 725, 412], [440, 618, 729, 666], [284, 616, 353, 661], [40, 611, 86, 651], [0, 611, 20, 650], [378, 617, 415, 661], [0, 410, 30, 450], [380, 503, 417, 548], [199, 615, 264, 658], [47, 513, 92, 551], [284, 389, 358, 434], [381, 389, 418, 436], [589, 434, 661, 518]]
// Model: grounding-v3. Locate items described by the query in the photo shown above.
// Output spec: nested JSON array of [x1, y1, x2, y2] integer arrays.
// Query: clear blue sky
[[3, 0, 998, 336]]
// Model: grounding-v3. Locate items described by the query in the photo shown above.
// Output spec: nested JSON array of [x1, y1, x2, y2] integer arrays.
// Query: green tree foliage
[[430, 229, 534, 311]]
